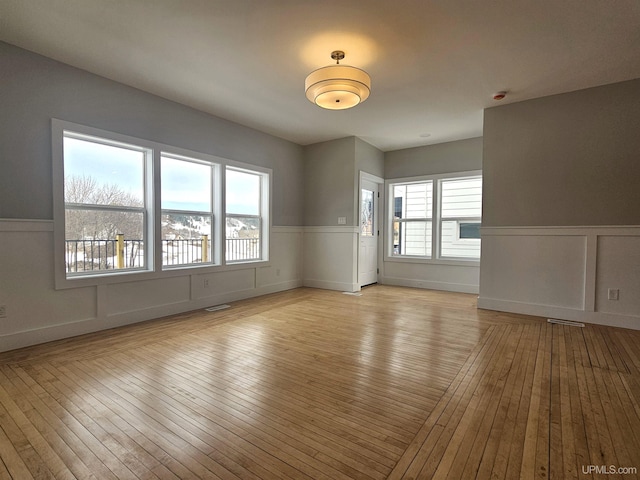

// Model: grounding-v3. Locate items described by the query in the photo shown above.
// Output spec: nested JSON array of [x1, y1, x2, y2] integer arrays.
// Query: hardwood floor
[[1, 286, 639, 479]]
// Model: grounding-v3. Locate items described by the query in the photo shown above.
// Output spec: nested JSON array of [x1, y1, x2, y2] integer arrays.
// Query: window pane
[[225, 167, 265, 263], [64, 136, 144, 207], [441, 177, 482, 218], [441, 220, 481, 258], [65, 209, 144, 273], [226, 169, 260, 215], [393, 221, 432, 256], [161, 156, 211, 211], [226, 216, 260, 261], [162, 214, 212, 266], [361, 189, 374, 236], [459, 222, 481, 239], [393, 182, 432, 219]]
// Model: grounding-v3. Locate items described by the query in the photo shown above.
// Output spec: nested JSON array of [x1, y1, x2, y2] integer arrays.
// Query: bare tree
[[65, 174, 144, 241], [64, 175, 144, 271]]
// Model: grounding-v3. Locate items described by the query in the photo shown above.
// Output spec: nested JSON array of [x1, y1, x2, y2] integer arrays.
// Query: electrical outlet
[[204, 279, 210, 288], [276, 268, 281, 277], [608, 288, 620, 301], [0, 305, 6, 318]]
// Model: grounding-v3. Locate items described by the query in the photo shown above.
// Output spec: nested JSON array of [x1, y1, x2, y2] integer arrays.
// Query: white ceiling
[[1, 0, 639, 151]]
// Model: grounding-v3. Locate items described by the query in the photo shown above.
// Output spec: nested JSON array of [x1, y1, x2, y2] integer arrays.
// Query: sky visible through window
[[226, 168, 260, 215], [161, 156, 211, 212], [64, 135, 260, 214], [63, 136, 144, 202]]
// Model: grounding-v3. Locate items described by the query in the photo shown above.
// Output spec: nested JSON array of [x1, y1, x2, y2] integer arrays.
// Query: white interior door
[[359, 179, 379, 287]]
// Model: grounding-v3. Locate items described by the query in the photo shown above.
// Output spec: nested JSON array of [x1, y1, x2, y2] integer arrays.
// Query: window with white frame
[[392, 181, 433, 256], [54, 120, 271, 286], [439, 176, 482, 259], [389, 173, 482, 261], [161, 154, 215, 268], [225, 167, 268, 263], [62, 132, 151, 275]]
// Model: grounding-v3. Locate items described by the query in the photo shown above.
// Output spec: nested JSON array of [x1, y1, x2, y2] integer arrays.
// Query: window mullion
[[152, 148, 162, 272], [162, 208, 211, 217], [65, 203, 145, 213], [433, 179, 440, 260], [226, 214, 261, 219]]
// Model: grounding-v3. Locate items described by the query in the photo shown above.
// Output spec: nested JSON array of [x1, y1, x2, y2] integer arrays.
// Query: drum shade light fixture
[[305, 51, 371, 110]]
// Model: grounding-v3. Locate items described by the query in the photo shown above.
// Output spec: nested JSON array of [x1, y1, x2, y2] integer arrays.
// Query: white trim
[[481, 225, 640, 236], [359, 171, 384, 184], [302, 226, 360, 293], [0, 221, 303, 352], [272, 226, 304, 234], [0, 278, 303, 353], [303, 279, 359, 292], [479, 224, 640, 330], [358, 173, 382, 287], [584, 234, 598, 312], [386, 170, 482, 263], [386, 169, 482, 185], [0, 219, 54, 232], [385, 256, 480, 267], [382, 275, 479, 294], [224, 164, 272, 266], [303, 226, 359, 234], [51, 118, 274, 290], [478, 297, 640, 331]]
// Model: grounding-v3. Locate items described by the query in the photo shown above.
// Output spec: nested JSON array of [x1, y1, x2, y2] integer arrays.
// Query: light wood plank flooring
[[1, 286, 639, 479]]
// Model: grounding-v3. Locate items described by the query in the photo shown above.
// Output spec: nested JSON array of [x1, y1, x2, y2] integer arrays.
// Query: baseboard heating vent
[[342, 292, 363, 296], [547, 318, 585, 327], [205, 304, 230, 312]]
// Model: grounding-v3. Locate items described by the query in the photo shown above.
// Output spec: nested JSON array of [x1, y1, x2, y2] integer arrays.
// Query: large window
[[389, 172, 482, 261], [440, 176, 482, 259], [161, 154, 214, 268], [392, 181, 433, 256], [63, 132, 150, 275], [53, 120, 271, 286], [225, 167, 267, 263]]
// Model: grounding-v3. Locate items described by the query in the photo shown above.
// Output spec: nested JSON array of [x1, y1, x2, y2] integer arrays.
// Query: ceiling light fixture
[[305, 51, 371, 110]]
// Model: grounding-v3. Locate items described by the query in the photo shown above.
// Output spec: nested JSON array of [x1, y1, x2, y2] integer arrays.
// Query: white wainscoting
[[478, 226, 640, 330], [381, 260, 480, 294], [0, 221, 303, 352], [302, 226, 359, 292]]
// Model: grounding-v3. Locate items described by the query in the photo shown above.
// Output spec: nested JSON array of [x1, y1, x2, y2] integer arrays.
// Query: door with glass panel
[[359, 179, 379, 287]]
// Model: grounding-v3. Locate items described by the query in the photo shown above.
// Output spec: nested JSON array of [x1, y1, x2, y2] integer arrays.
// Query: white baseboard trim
[[0, 279, 303, 353], [381, 276, 479, 294], [302, 279, 359, 292], [478, 296, 640, 330], [254, 279, 303, 295]]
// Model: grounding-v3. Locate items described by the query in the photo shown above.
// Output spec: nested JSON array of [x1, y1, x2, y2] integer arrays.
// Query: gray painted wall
[[0, 42, 304, 225], [355, 137, 384, 179], [483, 78, 640, 227], [303, 137, 357, 226], [385, 137, 483, 179]]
